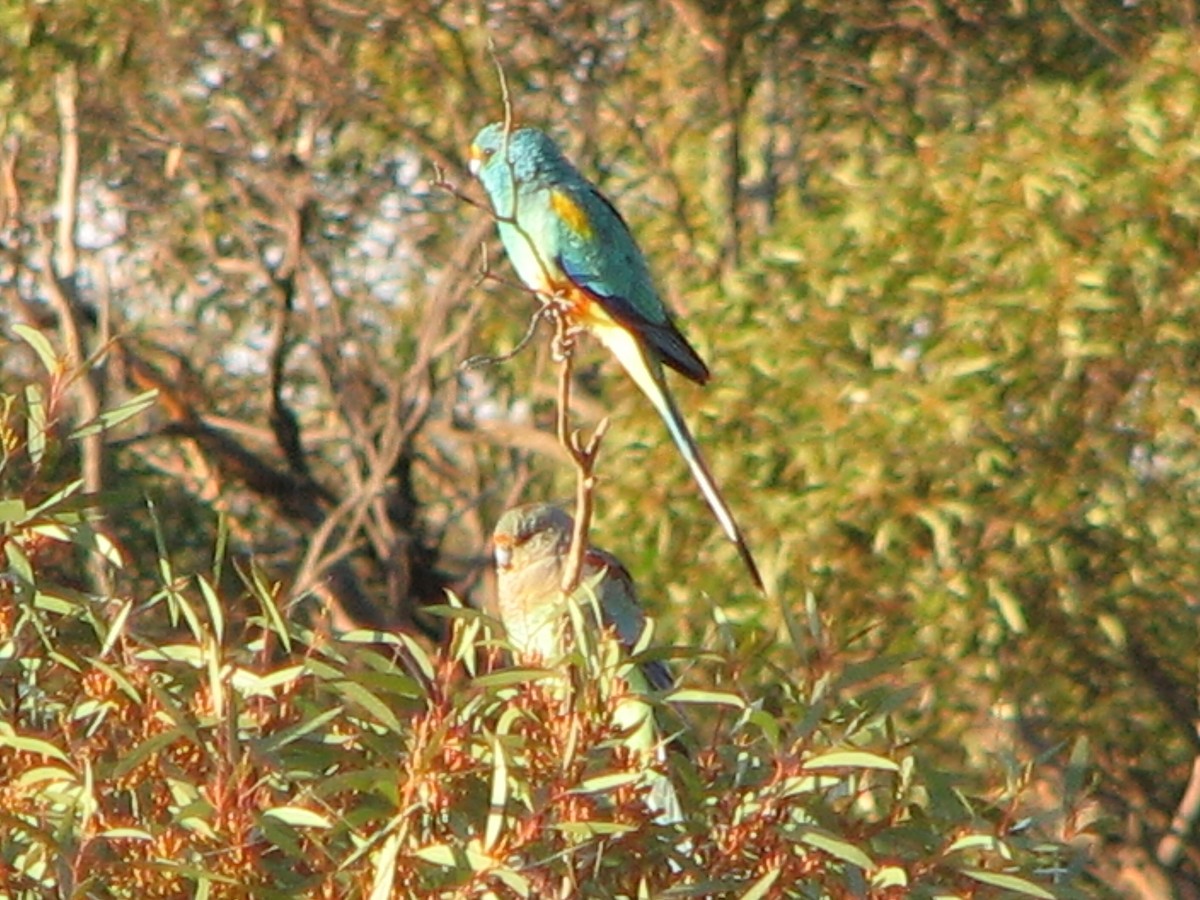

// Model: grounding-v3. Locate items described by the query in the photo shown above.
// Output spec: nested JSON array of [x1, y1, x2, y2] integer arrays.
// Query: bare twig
[[430, 163, 490, 212], [54, 66, 80, 280], [552, 310, 609, 594], [488, 38, 513, 138], [1157, 747, 1200, 867], [460, 305, 549, 371], [0, 136, 20, 231], [1057, 0, 1128, 60], [45, 63, 110, 595], [1158, 602, 1200, 868]]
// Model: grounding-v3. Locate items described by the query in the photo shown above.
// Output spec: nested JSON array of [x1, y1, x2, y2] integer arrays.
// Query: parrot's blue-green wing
[[553, 183, 710, 385]]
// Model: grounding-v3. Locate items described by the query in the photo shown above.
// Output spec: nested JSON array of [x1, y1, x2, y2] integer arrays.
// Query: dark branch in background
[[121, 336, 438, 690], [124, 350, 333, 521], [266, 179, 316, 489], [121, 347, 397, 631], [1125, 630, 1200, 755], [1056, 0, 1129, 60]]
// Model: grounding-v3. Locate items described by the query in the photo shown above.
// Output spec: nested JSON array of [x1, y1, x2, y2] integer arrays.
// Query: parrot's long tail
[[597, 325, 765, 593]]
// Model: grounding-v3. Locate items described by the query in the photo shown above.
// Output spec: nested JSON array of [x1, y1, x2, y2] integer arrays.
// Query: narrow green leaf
[[667, 688, 746, 709], [261, 806, 332, 828], [484, 734, 507, 852], [83, 658, 143, 703], [778, 774, 844, 798], [946, 833, 1007, 855], [99, 598, 134, 658], [136, 644, 204, 666], [5, 540, 34, 588], [552, 821, 638, 838], [145, 680, 205, 747], [13, 764, 77, 787], [941, 355, 996, 378], [368, 831, 403, 900], [69, 389, 158, 439], [230, 664, 306, 698], [14, 323, 61, 374], [246, 563, 291, 653], [492, 868, 532, 896], [958, 868, 1055, 898], [573, 772, 643, 795], [738, 868, 781, 900], [472, 668, 559, 689], [412, 843, 458, 866], [109, 729, 188, 779], [33, 589, 80, 615], [88, 526, 124, 567], [212, 510, 229, 587], [988, 577, 1028, 634], [257, 704, 342, 754], [328, 678, 404, 734], [804, 750, 900, 772], [792, 825, 875, 869], [24, 384, 46, 467], [196, 575, 224, 643], [99, 828, 154, 841], [27, 478, 84, 516]]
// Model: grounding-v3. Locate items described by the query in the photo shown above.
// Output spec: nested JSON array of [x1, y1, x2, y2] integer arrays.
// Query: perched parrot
[[492, 502, 674, 692], [469, 123, 763, 593], [492, 502, 684, 827]]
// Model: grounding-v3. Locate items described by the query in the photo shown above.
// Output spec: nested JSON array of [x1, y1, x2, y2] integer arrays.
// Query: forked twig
[[460, 305, 549, 371], [552, 309, 609, 594]]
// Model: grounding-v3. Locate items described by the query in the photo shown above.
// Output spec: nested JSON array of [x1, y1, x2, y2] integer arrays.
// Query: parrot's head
[[493, 503, 574, 573], [468, 123, 565, 189]]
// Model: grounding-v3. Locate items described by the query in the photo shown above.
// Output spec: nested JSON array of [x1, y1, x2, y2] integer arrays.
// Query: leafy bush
[[1, 332, 1083, 897]]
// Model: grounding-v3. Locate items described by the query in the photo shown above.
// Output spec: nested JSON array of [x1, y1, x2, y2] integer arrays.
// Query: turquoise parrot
[[469, 123, 763, 592], [492, 502, 684, 828]]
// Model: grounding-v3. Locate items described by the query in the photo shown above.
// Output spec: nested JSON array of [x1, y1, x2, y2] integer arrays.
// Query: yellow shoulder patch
[[550, 189, 594, 240]]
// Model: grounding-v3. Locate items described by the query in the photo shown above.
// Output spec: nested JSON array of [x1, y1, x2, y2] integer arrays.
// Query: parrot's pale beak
[[467, 147, 482, 177], [494, 541, 512, 570]]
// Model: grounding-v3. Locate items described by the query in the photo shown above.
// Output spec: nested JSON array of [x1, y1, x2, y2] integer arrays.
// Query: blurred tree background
[[2, 0, 1199, 895]]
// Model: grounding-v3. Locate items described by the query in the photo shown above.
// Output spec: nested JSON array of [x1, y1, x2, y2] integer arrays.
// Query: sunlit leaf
[[552, 821, 639, 838], [804, 750, 901, 772], [69, 390, 158, 440], [946, 833, 1008, 856], [958, 868, 1056, 898], [666, 688, 746, 709], [738, 868, 781, 900], [14, 323, 62, 375], [792, 825, 875, 869], [261, 806, 332, 828]]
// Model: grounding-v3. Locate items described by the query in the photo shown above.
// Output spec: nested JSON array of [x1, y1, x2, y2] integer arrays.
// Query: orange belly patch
[[548, 281, 618, 332]]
